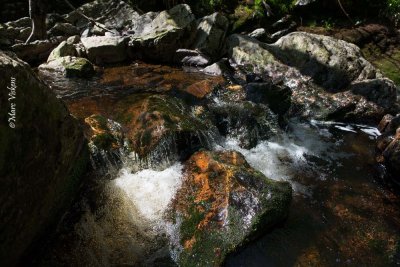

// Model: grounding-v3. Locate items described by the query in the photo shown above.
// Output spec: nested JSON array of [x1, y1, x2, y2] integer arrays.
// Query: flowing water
[[34, 63, 400, 266]]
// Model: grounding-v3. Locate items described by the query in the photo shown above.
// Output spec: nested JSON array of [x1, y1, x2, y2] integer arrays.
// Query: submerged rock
[[129, 4, 196, 62], [0, 51, 89, 266], [227, 32, 398, 123], [172, 150, 292, 266]]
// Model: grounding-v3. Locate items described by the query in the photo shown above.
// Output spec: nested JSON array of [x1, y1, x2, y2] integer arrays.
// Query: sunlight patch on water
[[114, 163, 184, 222]]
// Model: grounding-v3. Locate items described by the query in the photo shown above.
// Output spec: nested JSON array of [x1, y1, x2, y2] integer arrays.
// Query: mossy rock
[[172, 150, 292, 266], [64, 57, 95, 78], [39, 56, 95, 78]]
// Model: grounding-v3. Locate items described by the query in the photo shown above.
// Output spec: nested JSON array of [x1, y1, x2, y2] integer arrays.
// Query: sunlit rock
[[227, 32, 398, 123], [39, 56, 95, 78], [81, 35, 129, 64]]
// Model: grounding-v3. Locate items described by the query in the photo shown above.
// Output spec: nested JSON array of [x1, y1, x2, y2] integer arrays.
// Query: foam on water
[[220, 137, 310, 182], [114, 163, 184, 223]]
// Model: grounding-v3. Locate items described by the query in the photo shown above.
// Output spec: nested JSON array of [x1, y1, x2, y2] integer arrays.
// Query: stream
[[34, 63, 400, 266]]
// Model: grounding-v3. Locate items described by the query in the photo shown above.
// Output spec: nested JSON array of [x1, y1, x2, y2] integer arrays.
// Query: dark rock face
[[172, 150, 292, 266], [0, 51, 89, 266], [376, 114, 400, 184], [227, 32, 398, 124]]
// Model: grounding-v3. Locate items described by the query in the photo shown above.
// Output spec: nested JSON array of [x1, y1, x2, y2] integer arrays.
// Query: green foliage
[[387, 0, 400, 13]]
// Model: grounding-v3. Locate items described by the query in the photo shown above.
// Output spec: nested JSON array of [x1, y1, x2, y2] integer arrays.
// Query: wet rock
[[129, 4, 196, 62], [47, 22, 79, 37], [211, 100, 280, 148], [227, 32, 398, 123], [83, 114, 126, 172], [376, 114, 400, 184], [81, 36, 128, 64], [193, 12, 229, 60], [115, 94, 217, 163], [0, 51, 89, 266], [11, 36, 66, 64], [184, 80, 216, 98], [172, 150, 292, 266], [39, 56, 95, 78]]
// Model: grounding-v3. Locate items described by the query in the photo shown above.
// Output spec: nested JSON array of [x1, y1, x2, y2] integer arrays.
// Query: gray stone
[[176, 49, 211, 66], [193, 12, 229, 59], [202, 60, 229, 76], [48, 22, 79, 37], [47, 40, 77, 62], [81, 36, 128, 64], [248, 28, 267, 40], [11, 36, 67, 64], [129, 4, 196, 62], [67, 35, 81, 45], [65, 0, 140, 31], [227, 32, 398, 123], [39, 56, 95, 78]]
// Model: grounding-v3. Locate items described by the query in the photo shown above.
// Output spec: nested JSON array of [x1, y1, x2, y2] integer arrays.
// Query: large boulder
[[65, 0, 140, 32], [172, 150, 292, 266], [227, 32, 398, 123], [192, 12, 229, 60], [129, 4, 197, 62], [0, 51, 89, 266], [81, 36, 128, 64]]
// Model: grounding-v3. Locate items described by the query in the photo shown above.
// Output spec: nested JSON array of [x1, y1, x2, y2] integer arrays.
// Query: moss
[[180, 203, 205, 242], [64, 57, 94, 78]]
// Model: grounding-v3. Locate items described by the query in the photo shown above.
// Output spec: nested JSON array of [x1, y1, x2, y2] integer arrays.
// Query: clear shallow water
[[35, 64, 400, 266]]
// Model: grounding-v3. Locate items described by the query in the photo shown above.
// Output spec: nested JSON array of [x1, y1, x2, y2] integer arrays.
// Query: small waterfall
[[114, 163, 184, 223]]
